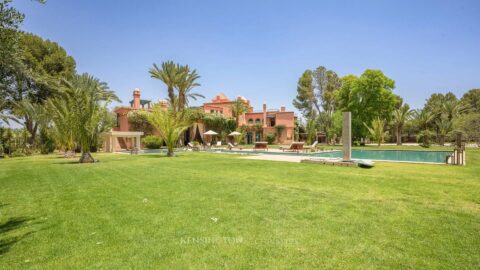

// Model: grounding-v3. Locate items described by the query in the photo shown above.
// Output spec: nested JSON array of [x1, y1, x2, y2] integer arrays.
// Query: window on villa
[[116, 113, 120, 127], [269, 118, 275, 127], [255, 119, 261, 124], [210, 110, 214, 113], [248, 119, 254, 124]]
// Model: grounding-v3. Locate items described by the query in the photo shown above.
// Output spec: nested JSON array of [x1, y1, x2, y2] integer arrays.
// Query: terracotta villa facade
[[105, 89, 295, 151]]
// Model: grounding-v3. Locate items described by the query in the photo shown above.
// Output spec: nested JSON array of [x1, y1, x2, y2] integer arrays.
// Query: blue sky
[[13, 0, 480, 111]]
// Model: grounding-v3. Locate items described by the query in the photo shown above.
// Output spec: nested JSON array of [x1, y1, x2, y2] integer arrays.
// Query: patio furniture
[[204, 142, 212, 149], [227, 143, 243, 150], [357, 160, 374, 168], [187, 142, 201, 151], [254, 142, 268, 151], [216, 141, 222, 147], [303, 141, 318, 152], [280, 142, 304, 153]]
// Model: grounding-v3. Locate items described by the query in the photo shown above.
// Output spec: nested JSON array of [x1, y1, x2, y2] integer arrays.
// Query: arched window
[[255, 119, 261, 124], [248, 119, 254, 124]]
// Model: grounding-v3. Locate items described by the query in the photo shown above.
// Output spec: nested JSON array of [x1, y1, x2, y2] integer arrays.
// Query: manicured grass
[[0, 149, 479, 268]]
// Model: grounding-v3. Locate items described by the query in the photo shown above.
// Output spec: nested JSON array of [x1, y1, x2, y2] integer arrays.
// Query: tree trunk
[[79, 152, 95, 163], [166, 147, 175, 157], [439, 135, 445, 146], [396, 127, 402, 145], [24, 117, 37, 146], [64, 150, 76, 158]]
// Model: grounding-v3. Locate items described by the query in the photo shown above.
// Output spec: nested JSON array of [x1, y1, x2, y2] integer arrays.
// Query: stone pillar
[[111, 136, 116, 152], [136, 135, 141, 150], [342, 112, 352, 161]]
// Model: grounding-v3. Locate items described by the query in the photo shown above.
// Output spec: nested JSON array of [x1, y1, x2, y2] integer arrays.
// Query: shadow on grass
[[0, 216, 41, 255]]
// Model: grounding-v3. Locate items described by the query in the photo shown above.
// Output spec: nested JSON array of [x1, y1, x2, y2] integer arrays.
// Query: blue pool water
[[124, 148, 453, 164], [313, 150, 452, 163]]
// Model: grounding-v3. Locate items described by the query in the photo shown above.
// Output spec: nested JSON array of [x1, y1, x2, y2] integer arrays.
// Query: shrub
[[142, 135, 163, 149], [128, 110, 155, 135], [417, 130, 434, 148], [265, 133, 276, 144]]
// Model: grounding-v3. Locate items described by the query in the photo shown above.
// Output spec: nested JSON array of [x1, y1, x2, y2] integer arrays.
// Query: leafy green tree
[[292, 70, 315, 118], [326, 111, 342, 144], [364, 117, 388, 146], [201, 112, 236, 134], [127, 110, 155, 135], [454, 113, 480, 145], [461, 89, 480, 113], [293, 66, 341, 133], [6, 33, 75, 144], [305, 116, 317, 144], [61, 73, 119, 163], [336, 70, 397, 139], [311, 66, 341, 136], [0, 0, 24, 95], [147, 103, 191, 157], [392, 103, 413, 145]]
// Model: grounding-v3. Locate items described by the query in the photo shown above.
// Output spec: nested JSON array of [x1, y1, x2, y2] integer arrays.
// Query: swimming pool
[[313, 150, 452, 164], [121, 148, 453, 164]]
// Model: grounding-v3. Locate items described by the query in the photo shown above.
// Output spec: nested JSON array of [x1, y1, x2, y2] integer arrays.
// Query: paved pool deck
[[239, 155, 307, 163]]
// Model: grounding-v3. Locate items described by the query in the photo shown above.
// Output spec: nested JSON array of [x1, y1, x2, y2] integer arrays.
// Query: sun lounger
[[303, 141, 318, 152], [254, 142, 268, 151], [227, 142, 243, 150], [280, 142, 304, 152]]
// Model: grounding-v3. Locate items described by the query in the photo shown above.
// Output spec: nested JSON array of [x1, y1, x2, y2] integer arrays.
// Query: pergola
[[104, 131, 144, 152]]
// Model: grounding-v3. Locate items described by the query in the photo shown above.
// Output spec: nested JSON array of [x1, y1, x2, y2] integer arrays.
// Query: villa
[[105, 89, 296, 151]]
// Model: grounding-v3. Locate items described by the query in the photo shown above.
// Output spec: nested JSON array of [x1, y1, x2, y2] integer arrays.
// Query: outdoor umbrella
[[228, 131, 242, 145], [203, 130, 218, 145], [228, 131, 241, 136], [204, 130, 218, 136]]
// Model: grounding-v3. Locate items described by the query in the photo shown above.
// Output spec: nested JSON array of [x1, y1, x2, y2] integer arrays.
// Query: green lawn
[[0, 149, 479, 269]]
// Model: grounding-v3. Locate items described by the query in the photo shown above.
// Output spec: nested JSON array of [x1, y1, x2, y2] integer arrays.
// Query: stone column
[[136, 135, 141, 150], [342, 112, 352, 161], [111, 136, 116, 152]]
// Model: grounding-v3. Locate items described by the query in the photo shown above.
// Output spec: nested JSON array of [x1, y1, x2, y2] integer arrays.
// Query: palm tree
[[147, 102, 191, 157], [230, 99, 248, 126], [175, 65, 203, 111], [0, 100, 18, 125], [61, 73, 120, 163], [392, 104, 413, 145], [442, 99, 467, 120], [414, 109, 435, 147], [11, 99, 47, 146], [435, 115, 453, 146], [47, 96, 77, 157], [364, 117, 388, 147], [149, 61, 181, 111]]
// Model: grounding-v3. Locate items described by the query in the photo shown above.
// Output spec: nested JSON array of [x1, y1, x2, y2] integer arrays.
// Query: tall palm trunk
[[167, 147, 175, 157], [80, 152, 94, 163], [439, 135, 445, 146], [396, 126, 402, 145]]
